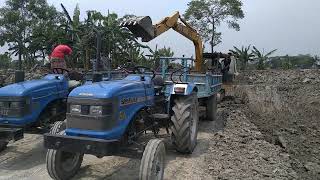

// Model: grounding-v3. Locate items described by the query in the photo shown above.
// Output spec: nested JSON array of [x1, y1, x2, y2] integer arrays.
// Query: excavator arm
[[121, 12, 204, 72]]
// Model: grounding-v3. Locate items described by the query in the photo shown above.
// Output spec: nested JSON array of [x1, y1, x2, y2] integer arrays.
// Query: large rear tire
[[0, 141, 8, 152], [170, 93, 199, 154], [139, 139, 166, 180], [206, 94, 217, 121]]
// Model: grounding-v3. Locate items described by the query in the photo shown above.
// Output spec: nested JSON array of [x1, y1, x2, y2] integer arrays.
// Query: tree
[[60, 5, 151, 70], [230, 45, 254, 70], [252, 46, 277, 70], [184, 0, 244, 53], [150, 46, 175, 69], [281, 55, 293, 70], [0, 52, 11, 69], [0, 0, 65, 69]]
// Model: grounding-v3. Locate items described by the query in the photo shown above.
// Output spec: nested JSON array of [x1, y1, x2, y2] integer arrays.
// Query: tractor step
[[150, 114, 170, 120]]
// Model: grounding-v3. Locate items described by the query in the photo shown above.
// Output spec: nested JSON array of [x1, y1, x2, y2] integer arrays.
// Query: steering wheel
[[170, 67, 190, 84], [133, 66, 156, 79], [51, 68, 70, 76]]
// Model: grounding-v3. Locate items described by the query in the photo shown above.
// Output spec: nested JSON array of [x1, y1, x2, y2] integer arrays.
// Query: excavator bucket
[[121, 16, 155, 42]]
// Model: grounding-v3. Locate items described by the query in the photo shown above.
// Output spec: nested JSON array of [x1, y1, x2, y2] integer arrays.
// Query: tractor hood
[[69, 75, 151, 99], [0, 74, 67, 97]]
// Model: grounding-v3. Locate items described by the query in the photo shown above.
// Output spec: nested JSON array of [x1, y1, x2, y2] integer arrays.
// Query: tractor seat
[[68, 80, 81, 90], [153, 75, 164, 94]]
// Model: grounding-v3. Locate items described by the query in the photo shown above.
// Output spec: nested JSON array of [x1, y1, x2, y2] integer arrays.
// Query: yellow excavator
[[121, 11, 204, 72]]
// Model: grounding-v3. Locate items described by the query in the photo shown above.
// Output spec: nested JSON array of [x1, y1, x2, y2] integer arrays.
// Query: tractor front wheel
[[170, 93, 199, 154], [0, 141, 8, 152], [50, 121, 66, 134], [139, 139, 166, 180], [46, 125, 83, 180], [46, 148, 84, 180]]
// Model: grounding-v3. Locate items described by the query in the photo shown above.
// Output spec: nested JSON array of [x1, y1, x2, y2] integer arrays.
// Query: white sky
[[0, 0, 320, 57]]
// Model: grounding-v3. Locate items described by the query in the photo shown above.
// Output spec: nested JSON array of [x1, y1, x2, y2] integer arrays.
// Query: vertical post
[[107, 9, 112, 79], [191, 55, 194, 69], [161, 57, 166, 79], [182, 55, 187, 82]]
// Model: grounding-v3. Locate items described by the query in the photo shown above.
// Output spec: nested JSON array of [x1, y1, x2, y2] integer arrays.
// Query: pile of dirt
[[205, 107, 297, 179], [0, 69, 46, 86], [235, 69, 320, 179], [236, 69, 320, 86]]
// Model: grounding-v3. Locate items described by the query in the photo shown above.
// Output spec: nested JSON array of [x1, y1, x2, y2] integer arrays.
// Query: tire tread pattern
[[170, 93, 199, 153], [139, 139, 165, 180]]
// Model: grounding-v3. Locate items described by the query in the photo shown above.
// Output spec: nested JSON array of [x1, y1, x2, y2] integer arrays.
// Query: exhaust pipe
[[91, 31, 103, 83], [15, 70, 25, 83]]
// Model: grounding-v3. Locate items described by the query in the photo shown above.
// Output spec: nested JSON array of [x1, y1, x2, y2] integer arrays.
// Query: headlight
[[90, 106, 103, 115], [70, 105, 81, 114]]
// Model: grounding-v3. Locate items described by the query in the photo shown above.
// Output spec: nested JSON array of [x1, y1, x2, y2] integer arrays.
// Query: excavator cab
[[121, 16, 155, 42]]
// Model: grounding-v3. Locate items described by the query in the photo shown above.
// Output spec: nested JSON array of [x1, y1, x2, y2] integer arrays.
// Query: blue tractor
[[0, 68, 82, 151], [44, 58, 222, 180], [44, 13, 223, 180]]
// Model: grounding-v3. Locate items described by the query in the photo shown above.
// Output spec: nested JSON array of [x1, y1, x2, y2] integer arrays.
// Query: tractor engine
[[64, 75, 155, 140]]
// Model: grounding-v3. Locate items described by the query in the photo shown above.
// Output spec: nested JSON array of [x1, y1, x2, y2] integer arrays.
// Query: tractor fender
[[167, 83, 198, 114], [29, 91, 67, 123], [170, 83, 198, 96]]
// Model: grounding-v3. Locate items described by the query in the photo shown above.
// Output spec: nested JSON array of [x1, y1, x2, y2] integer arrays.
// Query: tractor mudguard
[[170, 83, 198, 96], [166, 83, 198, 114]]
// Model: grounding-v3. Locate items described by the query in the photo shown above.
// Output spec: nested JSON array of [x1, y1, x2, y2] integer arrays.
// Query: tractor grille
[[66, 97, 118, 131], [0, 97, 30, 118]]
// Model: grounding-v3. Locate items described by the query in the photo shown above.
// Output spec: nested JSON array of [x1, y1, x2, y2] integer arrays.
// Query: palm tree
[[252, 46, 277, 70], [230, 45, 255, 70]]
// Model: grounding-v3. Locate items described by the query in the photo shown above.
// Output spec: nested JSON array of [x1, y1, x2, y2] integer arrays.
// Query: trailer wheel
[[139, 139, 165, 180], [46, 147, 83, 180], [206, 94, 217, 121], [170, 93, 199, 154], [50, 121, 66, 134], [0, 141, 8, 152]]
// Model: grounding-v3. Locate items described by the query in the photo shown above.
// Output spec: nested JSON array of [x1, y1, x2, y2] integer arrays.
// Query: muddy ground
[[0, 69, 319, 180]]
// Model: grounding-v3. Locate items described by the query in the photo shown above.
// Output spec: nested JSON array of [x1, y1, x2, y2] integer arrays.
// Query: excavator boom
[[121, 12, 204, 72]]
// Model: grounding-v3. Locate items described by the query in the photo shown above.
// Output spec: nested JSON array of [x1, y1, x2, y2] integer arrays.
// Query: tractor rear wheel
[[206, 94, 217, 121], [139, 139, 166, 180], [0, 141, 8, 152], [170, 93, 199, 154]]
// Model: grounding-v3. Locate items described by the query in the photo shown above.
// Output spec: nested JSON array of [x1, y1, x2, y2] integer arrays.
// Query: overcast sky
[[1, 0, 319, 57]]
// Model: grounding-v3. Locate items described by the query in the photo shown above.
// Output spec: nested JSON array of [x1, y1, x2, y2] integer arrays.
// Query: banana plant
[[230, 45, 255, 70], [252, 46, 277, 70]]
